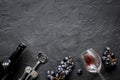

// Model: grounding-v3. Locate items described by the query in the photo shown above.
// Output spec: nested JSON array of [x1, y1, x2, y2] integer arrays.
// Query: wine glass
[[80, 48, 106, 80]]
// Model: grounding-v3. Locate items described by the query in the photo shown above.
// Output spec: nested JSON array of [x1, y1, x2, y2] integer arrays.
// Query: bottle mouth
[[17, 43, 26, 50]]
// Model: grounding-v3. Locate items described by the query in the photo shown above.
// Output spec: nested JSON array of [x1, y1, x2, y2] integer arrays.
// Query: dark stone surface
[[0, 0, 120, 80]]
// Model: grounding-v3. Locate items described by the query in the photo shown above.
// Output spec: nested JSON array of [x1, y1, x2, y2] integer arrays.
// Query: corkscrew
[[19, 52, 48, 80]]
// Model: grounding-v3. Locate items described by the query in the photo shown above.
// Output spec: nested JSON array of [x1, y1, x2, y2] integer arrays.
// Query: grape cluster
[[102, 47, 117, 69], [47, 56, 74, 80]]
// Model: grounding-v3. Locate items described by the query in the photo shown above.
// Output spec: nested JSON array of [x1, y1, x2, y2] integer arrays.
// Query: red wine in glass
[[81, 48, 106, 80]]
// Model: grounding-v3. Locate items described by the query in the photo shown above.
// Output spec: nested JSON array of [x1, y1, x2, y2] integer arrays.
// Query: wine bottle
[[0, 43, 26, 80]]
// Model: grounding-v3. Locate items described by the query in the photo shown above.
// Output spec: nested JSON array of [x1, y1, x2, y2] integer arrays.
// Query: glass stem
[[98, 72, 106, 80]]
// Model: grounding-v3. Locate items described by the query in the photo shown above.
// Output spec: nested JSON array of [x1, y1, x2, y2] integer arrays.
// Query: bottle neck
[[9, 43, 26, 63]]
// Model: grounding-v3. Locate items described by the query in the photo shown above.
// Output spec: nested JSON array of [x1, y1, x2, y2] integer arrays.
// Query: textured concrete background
[[0, 0, 120, 80]]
